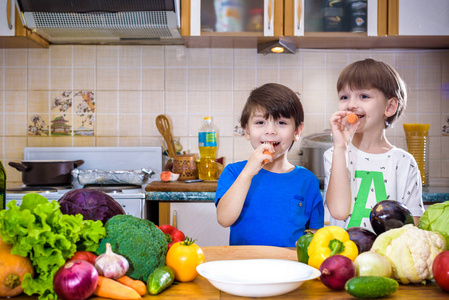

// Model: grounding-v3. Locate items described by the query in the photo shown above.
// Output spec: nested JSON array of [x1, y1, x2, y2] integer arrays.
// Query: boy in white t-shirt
[[324, 58, 424, 232]]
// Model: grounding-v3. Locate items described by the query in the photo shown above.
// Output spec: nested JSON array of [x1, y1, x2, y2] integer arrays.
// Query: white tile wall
[[0, 46, 448, 187]]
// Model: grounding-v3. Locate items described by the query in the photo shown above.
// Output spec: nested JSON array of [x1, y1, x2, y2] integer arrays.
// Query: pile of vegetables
[[0, 193, 106, 300], [296, 200, 449, 297]]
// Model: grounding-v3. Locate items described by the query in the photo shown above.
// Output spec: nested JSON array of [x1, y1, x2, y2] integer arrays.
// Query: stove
[[6, 147, 163, 219]]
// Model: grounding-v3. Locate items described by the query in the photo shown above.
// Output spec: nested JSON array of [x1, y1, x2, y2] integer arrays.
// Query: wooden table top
[[8, 246, 447, 300], [145, 180, 217, 192]]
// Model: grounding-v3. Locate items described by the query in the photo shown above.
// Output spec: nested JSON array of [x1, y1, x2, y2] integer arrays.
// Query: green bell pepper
[[296, 230, 314, 264]]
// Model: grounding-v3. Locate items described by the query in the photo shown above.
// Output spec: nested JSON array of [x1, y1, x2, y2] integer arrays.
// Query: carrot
[[347, 113, 359, 124], [117, 276, 147, 296], [263, 149, 273, 163], [94, 276, 141, 299]]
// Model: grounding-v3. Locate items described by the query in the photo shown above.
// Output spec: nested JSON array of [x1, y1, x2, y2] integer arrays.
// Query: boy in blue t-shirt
[[215, 83, 324, 247]]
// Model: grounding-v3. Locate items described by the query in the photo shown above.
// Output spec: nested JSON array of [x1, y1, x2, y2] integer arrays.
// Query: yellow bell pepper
[[307, 226, 358, 270]]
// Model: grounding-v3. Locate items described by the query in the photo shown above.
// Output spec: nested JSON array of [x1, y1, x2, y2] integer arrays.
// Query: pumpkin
[[0, 236, 34, 298]]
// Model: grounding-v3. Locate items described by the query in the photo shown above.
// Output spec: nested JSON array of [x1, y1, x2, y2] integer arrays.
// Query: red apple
[[433, 250, 449, 292]]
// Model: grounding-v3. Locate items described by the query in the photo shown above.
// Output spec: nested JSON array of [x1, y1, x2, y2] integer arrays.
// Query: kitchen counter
[[146, 181, 448, 203], [8, 246, 447, 299]]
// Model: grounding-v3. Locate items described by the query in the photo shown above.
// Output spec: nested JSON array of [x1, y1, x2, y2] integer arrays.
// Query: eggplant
[[369, 200, 414, 235], [346, 227, 377, 254]]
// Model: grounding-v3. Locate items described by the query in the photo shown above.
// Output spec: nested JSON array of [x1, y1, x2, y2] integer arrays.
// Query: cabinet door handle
[[172, 209, 177, 229], [297, 0, 301, 30], [7, 0, 13, 29]]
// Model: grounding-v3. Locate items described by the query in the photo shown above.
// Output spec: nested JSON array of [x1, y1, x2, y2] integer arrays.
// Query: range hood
[[15, 0, 182, 45]]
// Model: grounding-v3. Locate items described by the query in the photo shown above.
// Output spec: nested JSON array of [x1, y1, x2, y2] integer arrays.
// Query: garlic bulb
[[94, 243, 129, 279]]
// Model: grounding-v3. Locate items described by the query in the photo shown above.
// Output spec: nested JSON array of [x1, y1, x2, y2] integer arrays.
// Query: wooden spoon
[[156, 115, 176, 158]]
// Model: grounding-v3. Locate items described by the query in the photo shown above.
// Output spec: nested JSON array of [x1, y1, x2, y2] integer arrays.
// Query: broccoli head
[[96, 214, 168, 281]]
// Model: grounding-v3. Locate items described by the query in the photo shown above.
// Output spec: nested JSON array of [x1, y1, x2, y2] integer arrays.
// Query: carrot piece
[[347, 113, 358, 124], [94, 276, 141, 300], [263, 149, 273, 163], [117, 276, 147, 296]]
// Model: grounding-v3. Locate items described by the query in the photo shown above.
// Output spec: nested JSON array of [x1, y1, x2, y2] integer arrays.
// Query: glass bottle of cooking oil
[[198, 117, 218, 180], [0, 160, 6, 210]]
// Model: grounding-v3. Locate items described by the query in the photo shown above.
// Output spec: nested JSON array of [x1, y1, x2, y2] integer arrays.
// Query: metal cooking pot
[[298, 131, 333, 187], [9, 160, 84, 186]]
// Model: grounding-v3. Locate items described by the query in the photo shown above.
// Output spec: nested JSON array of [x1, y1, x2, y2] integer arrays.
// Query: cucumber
[[345, 276, 399, 298], [147, 266, 175, 295]]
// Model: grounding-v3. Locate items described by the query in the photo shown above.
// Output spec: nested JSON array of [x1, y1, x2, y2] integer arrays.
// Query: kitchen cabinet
[[181, 0, 449, 49], [169, 202, 230, 247], [285, 0, 385, 37], [146, 180, 229, 247], [388, 0, 449, 36], [0, 0, 48, 48], [181, 0, 283, 37]]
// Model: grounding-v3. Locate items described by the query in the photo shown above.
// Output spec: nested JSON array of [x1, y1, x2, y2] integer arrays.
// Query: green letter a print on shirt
[[347, 171, 387, 228]]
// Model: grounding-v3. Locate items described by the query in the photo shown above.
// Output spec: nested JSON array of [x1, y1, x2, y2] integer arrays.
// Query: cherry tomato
[[160, 171, 172, 182], [347, 113, 358, 124], [433, 250, 449, 292], [70, 251, 97, 265], [165, 237, 205, 282]]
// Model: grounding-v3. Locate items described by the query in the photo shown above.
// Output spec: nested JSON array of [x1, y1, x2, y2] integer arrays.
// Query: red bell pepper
[[159, 224, 186, 249]]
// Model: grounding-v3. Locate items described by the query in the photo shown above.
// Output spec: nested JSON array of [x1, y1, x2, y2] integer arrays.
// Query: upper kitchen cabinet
[[284, 0, 385, 37], [181, 0, 283, 37], [387, 0, 449, 36], [181, 0, 285, 47], [0, 0, 48, 48], [181, 0, 388, 48]]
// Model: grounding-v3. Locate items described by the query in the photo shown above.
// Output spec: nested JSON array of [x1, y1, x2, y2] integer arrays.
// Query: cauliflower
[[371, 224, 446, 284], [96, 215, 168, 281]]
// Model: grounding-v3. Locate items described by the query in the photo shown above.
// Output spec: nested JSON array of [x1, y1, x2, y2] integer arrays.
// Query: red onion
[[319, 255, 356, 290], [53, 259, 99, 300]]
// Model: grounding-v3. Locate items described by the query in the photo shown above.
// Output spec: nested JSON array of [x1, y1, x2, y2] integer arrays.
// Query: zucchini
[[345, 276, 399, 298], [147, 266, 175, 295]]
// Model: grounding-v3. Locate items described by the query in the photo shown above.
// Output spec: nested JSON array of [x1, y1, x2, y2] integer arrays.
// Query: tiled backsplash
[[0, 46, 448, 186]]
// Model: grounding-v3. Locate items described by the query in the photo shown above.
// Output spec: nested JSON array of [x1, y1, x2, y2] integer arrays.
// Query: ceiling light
[[257, 39, 296, 54]]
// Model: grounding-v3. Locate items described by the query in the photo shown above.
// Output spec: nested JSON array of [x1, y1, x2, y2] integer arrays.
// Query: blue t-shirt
[[215, 161, 324, 247]]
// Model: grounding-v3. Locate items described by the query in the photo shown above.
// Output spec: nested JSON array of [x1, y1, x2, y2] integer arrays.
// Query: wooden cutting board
[[145, 180, 217, 192]]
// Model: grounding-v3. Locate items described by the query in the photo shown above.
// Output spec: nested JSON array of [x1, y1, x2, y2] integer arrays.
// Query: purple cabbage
[[59, 188, 125, 224]]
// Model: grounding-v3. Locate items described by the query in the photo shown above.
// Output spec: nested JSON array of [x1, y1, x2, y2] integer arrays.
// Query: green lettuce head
[[418, 201, 449, 250]]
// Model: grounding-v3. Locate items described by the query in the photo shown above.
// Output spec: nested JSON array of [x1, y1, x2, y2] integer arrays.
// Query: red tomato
[[70, 251, 97, 265], [160, 171, 172, 182], [433, 250, 449, 292]]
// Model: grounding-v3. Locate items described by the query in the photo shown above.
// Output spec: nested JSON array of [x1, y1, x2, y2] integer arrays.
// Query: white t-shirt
[[323, 143, 424, 232]]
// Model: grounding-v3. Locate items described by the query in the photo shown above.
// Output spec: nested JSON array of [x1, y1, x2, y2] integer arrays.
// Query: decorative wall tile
[[50, 114, 72, 136], [27, 114, 49, 136]]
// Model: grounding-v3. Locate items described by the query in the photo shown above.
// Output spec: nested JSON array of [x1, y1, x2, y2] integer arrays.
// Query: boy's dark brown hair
[[337, 58, 407, 128], [240, 83, 304, 129]]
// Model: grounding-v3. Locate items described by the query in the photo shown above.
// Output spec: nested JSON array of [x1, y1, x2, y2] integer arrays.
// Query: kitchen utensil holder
[[173, 154, 198, 180]]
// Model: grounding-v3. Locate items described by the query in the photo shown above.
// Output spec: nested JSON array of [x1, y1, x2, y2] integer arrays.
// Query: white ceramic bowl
[[196, 259, 320, 297]]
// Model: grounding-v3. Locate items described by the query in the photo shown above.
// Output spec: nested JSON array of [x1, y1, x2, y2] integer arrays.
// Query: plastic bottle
[[198, 117, 218, 180], [0, 160, 6, 210]]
